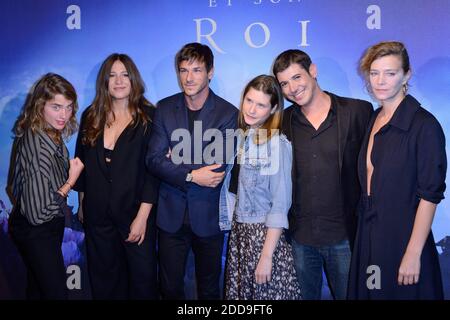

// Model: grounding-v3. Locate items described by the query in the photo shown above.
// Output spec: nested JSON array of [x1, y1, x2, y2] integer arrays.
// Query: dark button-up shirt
[[292, 102, 347, 245]]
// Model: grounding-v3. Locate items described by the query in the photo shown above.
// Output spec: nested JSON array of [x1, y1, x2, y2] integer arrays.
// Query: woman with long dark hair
[[74, 53, 159, 299]]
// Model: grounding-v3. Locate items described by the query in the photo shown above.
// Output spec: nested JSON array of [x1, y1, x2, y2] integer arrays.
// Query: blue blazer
[[146, 90, 238, 237]]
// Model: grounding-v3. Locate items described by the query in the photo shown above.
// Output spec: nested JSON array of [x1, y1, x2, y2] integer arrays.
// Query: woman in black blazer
[[74, 53, 159, 299]]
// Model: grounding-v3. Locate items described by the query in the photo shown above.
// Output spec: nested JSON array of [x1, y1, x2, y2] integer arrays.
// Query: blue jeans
[[291, 239, 351, 300]]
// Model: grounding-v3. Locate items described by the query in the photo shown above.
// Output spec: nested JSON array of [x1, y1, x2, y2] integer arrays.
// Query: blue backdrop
[[0, 0, 449, 299]]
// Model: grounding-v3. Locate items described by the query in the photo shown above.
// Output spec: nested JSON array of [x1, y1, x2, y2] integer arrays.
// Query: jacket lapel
[[195, 90, 215, 132], [333, 93, 350, 174], [95, 133, 109, 180], [174, 95, 189, 132]]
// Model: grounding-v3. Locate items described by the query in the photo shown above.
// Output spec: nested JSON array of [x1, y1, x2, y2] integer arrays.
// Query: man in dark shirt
[[146, 43, 238, 299], [273, 49, 373, 299]]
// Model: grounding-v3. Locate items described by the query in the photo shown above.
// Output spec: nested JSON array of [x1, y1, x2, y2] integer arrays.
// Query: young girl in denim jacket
[[221, 75, 301, 300]]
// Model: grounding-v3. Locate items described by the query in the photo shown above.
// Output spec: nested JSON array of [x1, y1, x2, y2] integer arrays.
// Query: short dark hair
[[176, 42, 214, 72], [272, 49, 312, 76]]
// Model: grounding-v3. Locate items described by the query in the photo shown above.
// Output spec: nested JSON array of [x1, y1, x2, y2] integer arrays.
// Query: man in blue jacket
[[146, 43, 238, 299]]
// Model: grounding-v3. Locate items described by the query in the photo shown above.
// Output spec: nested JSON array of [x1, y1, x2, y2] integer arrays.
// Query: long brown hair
[[82, 53, 152, 146], [238, 75, 284, 145], [13, 73, 78, 144]]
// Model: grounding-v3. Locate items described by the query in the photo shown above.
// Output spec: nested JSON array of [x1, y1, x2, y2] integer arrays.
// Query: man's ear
[[309, 63, 318, 79], [208, 67, 214, 81]]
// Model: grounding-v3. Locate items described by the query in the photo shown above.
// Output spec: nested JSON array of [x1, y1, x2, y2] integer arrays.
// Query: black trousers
[[158, 224, 224, 300], [9, 213, 67, 300], [84, 212, 158, 300]]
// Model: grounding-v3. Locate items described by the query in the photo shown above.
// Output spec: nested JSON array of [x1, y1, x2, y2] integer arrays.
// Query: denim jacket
[[219, 130, 292, 230]]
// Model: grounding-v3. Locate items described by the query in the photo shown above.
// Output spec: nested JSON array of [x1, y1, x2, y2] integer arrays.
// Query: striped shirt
[[11, 129, 69, 225]]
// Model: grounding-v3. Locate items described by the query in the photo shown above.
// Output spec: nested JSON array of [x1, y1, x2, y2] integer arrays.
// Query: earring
[[402, 83, 408, 95]]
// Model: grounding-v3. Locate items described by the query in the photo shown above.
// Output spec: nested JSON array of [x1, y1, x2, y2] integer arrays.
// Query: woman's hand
[[255, 254, 273, 284], [126, 205, 151, 245], [68, 157, 84, 186], [397, 199, 437, 286], [57, 158, 84, 198], [398, 250, 421, 285]]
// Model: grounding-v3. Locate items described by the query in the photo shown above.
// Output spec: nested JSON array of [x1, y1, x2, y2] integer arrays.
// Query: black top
[[104, 147, 113, 180], [359, 95, 446, 202], [10, 129, 69, 225], [187, 107, 202, 133], [291, 101, 347, 245], [184, 99, 207, 224], [348, 94, 446, 299], [282, 91, 374, 247], [74, 105, 159, 236]]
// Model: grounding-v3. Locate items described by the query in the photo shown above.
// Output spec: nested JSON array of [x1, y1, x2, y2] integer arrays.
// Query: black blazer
[[74, 105, 159, 235], [146, 91, 238, 237], [282, 91, 373, 246]]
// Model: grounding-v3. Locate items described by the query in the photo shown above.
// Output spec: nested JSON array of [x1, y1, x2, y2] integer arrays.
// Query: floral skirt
[[224, 221, 301, 300]]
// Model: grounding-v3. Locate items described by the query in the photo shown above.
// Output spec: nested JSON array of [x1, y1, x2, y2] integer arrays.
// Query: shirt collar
[[293, 91, 336, 116], [385, 95, 420, 131], [181, 88, 214, 111], [37, 130, 63, 156]]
